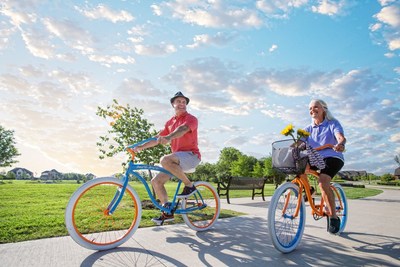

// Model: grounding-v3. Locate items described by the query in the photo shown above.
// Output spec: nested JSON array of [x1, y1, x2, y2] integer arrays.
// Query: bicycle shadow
[[339, 231, 400, 261], [80, 246, 186, 267], [165, 216, 399, 267]]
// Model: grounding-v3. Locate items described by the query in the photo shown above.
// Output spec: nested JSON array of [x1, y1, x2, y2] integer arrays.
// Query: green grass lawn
[[0, 179, 382, 243]]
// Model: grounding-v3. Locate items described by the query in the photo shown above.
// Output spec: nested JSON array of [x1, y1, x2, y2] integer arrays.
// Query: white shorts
[[174, 151, 201, 173]]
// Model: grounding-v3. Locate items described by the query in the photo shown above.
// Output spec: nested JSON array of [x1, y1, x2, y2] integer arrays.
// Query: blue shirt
[[304, 119, 344, 161]]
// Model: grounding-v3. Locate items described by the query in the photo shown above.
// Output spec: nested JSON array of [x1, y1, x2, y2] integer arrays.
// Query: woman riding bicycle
[[303, 99, 346, 234], [133, 91, 201, 224]]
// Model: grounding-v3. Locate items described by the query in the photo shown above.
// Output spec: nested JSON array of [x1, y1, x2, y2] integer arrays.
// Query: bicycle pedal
[[313, 214, 323, 220]]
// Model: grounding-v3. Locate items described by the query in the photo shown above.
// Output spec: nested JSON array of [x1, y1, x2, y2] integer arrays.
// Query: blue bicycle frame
[[106, 138, 207, 215]]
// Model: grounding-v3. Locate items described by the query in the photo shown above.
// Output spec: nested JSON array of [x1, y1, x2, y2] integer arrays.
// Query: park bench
[[217, 176, 268, 204]]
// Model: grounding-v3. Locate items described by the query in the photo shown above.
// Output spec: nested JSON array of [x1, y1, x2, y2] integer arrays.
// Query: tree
[[380, 173, 393, 183], [96, 99, 170, 169], [262, 156, 286, 188], [252, 161, 264, 178], [0, 125, 20, 168], [216, 147, 243, 178], [231, 154, 258, 177], [191, 162, 218, 182], [395, 155, 400, 166]]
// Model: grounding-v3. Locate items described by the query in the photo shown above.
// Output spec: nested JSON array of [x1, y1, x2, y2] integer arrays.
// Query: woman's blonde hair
[[310, 99, 336, 121]]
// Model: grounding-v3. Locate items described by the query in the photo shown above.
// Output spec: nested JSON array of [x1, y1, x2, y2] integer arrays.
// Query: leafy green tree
[[263, 156, 286, 188], [380, 173, 393, 183], [96, 99, 170, 169], [231, 154, 258, 177], [191, 162, 218, 182], [0, 125, 20, 168], [252, 161, 264, 178], [216, 147, 243, 178]]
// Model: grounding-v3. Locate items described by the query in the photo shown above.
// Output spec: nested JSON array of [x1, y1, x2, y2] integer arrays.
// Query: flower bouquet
[[272, 124, 310, 175]]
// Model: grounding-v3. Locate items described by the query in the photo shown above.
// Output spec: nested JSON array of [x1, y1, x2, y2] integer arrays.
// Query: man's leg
[[159, 154, 192, 187], [151, 172, 171, 205]]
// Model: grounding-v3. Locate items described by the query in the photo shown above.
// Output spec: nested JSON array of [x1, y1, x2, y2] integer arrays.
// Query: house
[[394, 167, 400, 180], [9, 168, 34, 179], [337, 170, 367, 181], [40, 169, 63, 180]]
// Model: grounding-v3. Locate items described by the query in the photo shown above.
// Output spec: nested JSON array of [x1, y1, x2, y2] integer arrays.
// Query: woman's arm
[[334, 132, 346, 152]]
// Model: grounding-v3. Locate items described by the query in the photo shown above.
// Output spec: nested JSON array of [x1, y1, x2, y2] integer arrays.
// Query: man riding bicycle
[[133, 91, 201, 224]]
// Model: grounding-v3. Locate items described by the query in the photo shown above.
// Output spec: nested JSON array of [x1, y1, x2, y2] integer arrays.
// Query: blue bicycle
[[65, 138, 221, 250]]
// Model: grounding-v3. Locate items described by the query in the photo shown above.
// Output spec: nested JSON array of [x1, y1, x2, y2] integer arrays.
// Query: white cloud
[[372, 2, 400, 52], [251, 68, 326, 97], [0, 2, 37, 27], [18, 65, 44, 77], [20, 28, 55, 59], [134, 43, 177, 56], [151, 4, 162, 16], [42, 18, 95, 55], [88, 54, 136, 66], [158, 1, 263, 28], [186, 32, 236, 49], [390, 132, 400, 142], [387, 37, 400, 51], [375, 4, 400, 28], [381, 99, 394, 106], [256, 0, 308, 18], [0, 20, 17, 49], [311, 0, 348, 16], [75, 4, 134, 23], [269, 44, 278, 52], [127, 25, 149, 37], [384, 52, 396, 58]]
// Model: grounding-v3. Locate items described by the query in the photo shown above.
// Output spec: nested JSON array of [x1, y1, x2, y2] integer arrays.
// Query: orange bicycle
[[268, 139, 348, 253]]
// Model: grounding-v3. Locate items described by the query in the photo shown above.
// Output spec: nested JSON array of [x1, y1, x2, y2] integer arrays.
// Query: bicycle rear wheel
[[331, 183, 348, 234], [65, 177, 142, 250], [268, 182, 306, 253], [182, 181, 220, 231]]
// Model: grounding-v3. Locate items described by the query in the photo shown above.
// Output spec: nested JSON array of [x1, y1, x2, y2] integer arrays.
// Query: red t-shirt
[[159, 112, 201, 160]]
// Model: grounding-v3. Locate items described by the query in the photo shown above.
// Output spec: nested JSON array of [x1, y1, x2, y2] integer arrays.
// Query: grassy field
[[0, 179, 382, 243]]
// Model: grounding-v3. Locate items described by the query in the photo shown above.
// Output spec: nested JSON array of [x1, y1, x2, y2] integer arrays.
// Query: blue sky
[[1, 0, 399, 177]]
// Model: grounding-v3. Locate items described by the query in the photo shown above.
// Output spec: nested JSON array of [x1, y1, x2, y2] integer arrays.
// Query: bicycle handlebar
[[126, 137, 158, 161], [314, 144, 334, 151], [127, 137, 158, 149]]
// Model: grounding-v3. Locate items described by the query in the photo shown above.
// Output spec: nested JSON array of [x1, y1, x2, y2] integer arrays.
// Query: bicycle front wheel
[[65, 177, 142, 250], [182, 181, 220, 231], [268, 182, 306, 253], [331, 183, 348, 234]]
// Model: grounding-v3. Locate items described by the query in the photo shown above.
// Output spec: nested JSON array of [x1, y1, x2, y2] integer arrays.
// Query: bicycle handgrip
[[127, 137, 158, 149], [314, 144, 334, 151]]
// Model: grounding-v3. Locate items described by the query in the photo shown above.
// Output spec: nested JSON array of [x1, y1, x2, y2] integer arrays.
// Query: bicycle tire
[[268, 182, 306, 253], [331, 183, 348, 234], [181, 181, 220, 231], [65, 177, 142, 250]]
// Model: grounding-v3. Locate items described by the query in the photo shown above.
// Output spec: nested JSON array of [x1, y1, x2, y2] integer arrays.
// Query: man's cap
[[170, 91, 190, 105]]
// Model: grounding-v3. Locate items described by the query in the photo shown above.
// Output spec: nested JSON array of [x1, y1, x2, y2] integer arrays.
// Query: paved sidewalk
[[1, 189, 399, 267]]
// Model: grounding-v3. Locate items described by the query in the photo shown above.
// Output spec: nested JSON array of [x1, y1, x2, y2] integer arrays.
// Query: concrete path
[[0, 189, 399, 267]]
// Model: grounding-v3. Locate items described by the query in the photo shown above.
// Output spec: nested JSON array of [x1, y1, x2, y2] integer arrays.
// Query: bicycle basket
[[272, 139, 308, 175]]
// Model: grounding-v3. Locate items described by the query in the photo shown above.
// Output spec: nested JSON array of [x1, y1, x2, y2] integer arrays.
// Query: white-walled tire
[[268, 182, 306, 253], [331, 183, 348, 234], [182, 181, 220, 231], [65, 177, 142, 250]]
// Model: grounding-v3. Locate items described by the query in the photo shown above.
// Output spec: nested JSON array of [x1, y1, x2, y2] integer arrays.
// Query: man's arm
[[159, 125, 190, 145]]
